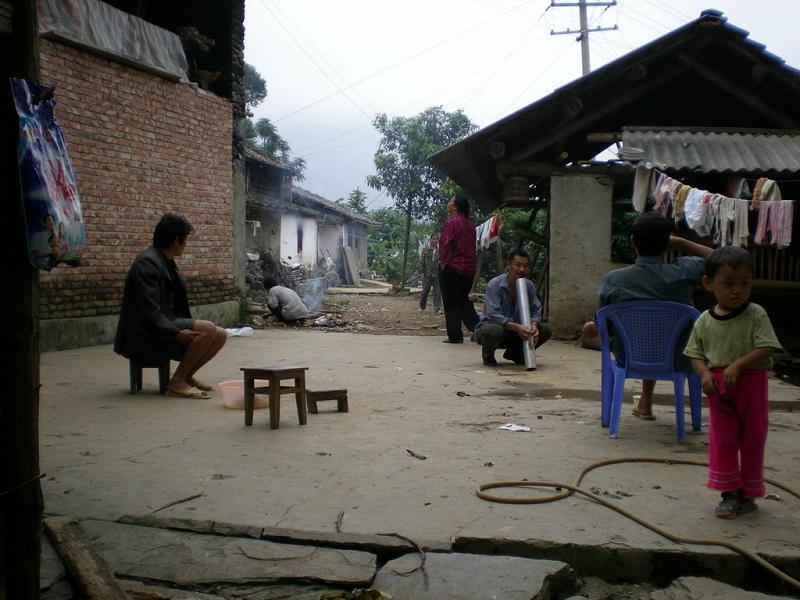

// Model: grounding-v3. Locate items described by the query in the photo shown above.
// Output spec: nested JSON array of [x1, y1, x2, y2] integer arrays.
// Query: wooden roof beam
[[508, 63, 693, 162], [678, 52, 800, 128]]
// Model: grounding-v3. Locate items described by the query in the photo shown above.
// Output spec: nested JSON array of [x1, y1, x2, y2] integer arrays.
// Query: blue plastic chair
[[597, 301, 702, 441]]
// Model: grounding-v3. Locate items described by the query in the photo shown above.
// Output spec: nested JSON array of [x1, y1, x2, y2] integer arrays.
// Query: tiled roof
[[292, 186, 378, 225]]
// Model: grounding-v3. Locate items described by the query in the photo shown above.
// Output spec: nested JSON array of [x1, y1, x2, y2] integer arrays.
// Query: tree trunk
[[399, 196, 413, 288], [1, 1, 43, 598]]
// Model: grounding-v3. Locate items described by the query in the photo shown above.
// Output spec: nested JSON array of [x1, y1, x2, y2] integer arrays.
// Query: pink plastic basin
[[218, 380, 269, 410]]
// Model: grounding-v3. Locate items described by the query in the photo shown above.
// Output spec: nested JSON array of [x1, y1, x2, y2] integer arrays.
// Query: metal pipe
[[515, 277, 537, 371]]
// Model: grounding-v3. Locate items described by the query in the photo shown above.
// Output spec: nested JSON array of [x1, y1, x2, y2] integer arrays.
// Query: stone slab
[[81, 519, 376, 587], [371, 552, 573, 600], [119, 514, 449, 555], [651, 576, 796, 599]]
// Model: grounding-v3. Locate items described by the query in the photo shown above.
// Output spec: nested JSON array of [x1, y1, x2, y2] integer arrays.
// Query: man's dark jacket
[[114, 246, 191, 363]]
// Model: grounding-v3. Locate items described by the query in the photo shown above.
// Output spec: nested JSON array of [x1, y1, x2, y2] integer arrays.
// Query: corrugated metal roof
[[622, 128, 800, 175], [429, 9, 800, 211]]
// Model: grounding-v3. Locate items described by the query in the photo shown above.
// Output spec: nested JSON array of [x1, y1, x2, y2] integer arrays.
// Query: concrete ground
[[40, 331, 800, 596]]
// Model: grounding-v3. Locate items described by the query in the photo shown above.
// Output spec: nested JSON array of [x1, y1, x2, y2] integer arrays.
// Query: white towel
[[732, 198, 750, 247]]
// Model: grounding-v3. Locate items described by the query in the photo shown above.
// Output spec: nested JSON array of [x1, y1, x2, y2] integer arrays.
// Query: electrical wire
[[257, 0, 374, 121], [494, 37, 577, 117], [271, 0, 533, 123], [463, 4, 551, 109], [267, 1, 378, 114]]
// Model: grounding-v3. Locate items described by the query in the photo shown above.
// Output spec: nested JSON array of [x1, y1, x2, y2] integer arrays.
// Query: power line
[[257, 0, 374, 120], [494, 36, 577, 117], [463, 4, 552, 109], [271, 0, 533, 123], [267, 1, 378, 114]]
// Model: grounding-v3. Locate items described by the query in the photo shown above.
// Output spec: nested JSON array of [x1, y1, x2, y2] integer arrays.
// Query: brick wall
[[38, 39, 235, 320]]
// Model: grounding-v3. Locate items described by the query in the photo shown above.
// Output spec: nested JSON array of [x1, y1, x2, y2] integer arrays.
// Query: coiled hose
[[476, 457, 800, 591]]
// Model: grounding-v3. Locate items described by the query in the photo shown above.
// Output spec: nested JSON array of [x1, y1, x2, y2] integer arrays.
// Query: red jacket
[[439, 213, 476, 278]]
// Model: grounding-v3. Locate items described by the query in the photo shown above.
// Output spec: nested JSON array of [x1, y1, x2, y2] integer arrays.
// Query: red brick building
[[36, 0, 246, 350]]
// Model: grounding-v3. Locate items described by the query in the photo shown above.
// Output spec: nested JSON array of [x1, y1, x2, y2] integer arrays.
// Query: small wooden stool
[[241, 366, 308, 429], [129, 360, 170, 395], [306, 389, 348, 414]]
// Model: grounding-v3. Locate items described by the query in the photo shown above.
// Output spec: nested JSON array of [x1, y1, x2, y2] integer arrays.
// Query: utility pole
[[550, 0, 618, 75]]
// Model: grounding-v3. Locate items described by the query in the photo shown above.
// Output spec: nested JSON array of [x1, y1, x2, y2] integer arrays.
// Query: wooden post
[[1, 2, 43, 599], [399, 196, 413, 288]]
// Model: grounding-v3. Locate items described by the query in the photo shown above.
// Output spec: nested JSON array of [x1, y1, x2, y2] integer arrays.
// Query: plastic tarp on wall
[[39, 0, 188, 81]]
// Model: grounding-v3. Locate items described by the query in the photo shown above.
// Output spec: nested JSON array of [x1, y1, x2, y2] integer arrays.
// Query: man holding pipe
[[473, 249, 551, 367]]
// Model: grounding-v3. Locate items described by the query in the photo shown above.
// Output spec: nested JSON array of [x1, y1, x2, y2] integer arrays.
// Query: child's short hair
[[263, 276, 278, 291], [704, 246, 753, 278], [631, 212, 671, 256]]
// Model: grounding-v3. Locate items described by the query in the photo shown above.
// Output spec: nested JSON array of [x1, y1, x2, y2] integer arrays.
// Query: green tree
[[367, 207, 434, 285], [244, 62, 267, 114], [240, 64, 306, 181], [340, 187, 368, 215], [366, 106, 477, 287]]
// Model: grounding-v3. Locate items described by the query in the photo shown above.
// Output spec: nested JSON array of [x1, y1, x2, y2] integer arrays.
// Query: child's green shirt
[[684, 302, 781, 369]]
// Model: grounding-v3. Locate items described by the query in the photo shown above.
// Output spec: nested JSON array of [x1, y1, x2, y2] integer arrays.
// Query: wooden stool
[[306, 389, 348, 414], [129, 360, 170, 395], [241, 366, 308, 429]]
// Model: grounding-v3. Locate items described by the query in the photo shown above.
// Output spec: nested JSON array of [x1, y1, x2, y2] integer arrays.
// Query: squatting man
[[473, 249, 551, 366]]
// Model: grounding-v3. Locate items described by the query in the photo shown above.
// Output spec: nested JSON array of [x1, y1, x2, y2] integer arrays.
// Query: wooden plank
[[44, 518, 131, 600], [342, 246, 360, 287]]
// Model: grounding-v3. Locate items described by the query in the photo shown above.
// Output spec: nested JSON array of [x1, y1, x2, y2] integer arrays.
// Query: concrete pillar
[[232, 159, 247, 298], [548, 173, 614, 337]]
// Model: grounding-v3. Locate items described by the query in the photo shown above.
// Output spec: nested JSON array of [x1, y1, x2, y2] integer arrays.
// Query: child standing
[[684, 246, 781, 519]]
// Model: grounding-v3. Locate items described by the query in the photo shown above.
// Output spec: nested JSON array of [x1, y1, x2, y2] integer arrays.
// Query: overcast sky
[[244, 1, 800, 209]]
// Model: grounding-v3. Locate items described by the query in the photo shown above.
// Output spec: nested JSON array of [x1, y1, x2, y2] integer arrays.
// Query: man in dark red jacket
[[439, 193, 479, 343]]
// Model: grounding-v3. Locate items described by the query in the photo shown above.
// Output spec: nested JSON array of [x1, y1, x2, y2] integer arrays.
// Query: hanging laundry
[[773, 200, 793, 249], [732, 198, 750, 247], [673, 184, 691, 225], [684, 188, 711, 237], [716, 196, 736, 246], [752, 177, 782, 208], [631, 165, 652, 213], [653, 173, 675, 216], [476, 213, 501, 250]]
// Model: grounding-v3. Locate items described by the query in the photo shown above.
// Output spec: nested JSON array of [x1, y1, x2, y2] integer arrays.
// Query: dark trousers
[[439, 266, 479, 342], [474, 321, 552, 363], [419, 275, 441, 312]]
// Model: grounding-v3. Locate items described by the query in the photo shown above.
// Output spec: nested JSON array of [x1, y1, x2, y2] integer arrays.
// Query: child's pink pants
[[707, 368, 769, 498]]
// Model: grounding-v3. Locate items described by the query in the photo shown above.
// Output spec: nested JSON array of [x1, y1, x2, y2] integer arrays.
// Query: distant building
[[245, 149, 376, 283]]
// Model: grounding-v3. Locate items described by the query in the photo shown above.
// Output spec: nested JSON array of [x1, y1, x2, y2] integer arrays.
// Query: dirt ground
[[258, 291, 453, 337]]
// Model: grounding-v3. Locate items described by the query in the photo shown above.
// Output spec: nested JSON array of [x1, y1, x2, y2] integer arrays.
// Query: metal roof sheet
[[622, 128, 800, 175]]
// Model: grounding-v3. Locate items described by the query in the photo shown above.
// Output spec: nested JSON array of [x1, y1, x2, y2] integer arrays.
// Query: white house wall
[[280, 214, 318, 266], [317, 222, 344, 266], [246, 209, 281, 253]]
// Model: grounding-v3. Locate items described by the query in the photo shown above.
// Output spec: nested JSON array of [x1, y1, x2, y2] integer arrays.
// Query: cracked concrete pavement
[[40, 330, 800, 591]]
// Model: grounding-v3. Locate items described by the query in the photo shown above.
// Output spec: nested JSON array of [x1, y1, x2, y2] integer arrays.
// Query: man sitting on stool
[[473, 249, 551, 366], [114, 213, 227, 399]]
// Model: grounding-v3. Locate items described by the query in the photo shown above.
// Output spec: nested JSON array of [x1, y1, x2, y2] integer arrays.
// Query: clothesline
[[631, 167, 796, 250]]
